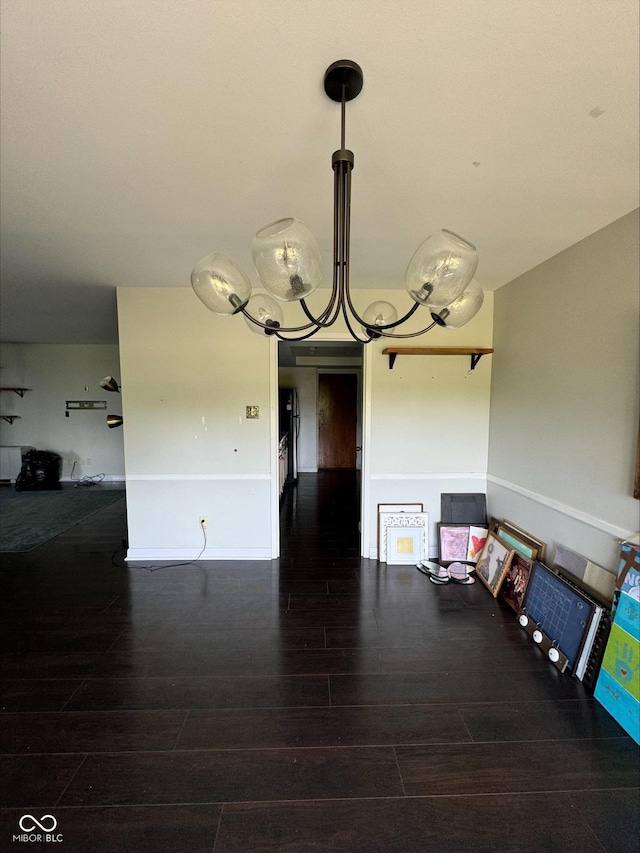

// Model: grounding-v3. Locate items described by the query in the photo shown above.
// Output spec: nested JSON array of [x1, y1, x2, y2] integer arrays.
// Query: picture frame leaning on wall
[[475, 532, 515, 597], [377, 504, 423, 561], [378, 511, 428, 563], [489, 517, 545, 562], [437, 523, 488, 566]]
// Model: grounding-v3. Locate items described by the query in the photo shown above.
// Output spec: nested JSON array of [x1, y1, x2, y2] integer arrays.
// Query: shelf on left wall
[[1, 387, 30, 423]]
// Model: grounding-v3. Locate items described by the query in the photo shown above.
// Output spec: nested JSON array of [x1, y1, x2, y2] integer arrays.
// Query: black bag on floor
[[15, 450, 62, 491]]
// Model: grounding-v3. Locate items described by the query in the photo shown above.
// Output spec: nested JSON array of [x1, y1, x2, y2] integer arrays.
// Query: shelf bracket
[[470, 353, 484, 371], [0, 388, 29, 397], [0, 415, 21, 424], [388, 352, 398, 370]]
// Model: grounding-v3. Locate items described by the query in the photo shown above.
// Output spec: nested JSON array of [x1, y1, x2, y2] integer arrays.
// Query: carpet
[[0, 488, 125, 552]]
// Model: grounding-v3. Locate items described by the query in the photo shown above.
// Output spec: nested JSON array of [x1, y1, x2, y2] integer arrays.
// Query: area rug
[[0, 488, 125, 552]]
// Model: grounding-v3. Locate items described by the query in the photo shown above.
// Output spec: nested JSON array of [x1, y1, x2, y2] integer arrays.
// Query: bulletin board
[[522, 563, 595, 668]]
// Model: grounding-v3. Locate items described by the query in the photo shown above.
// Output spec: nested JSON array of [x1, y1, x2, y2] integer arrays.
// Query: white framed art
[[386, 525, 427, 564], [377, 503, 423, 559], [378, 511, 428, 562]]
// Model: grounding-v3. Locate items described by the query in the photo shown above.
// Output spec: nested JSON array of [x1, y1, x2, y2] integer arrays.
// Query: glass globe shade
[[252, 217, 322, 302], [191, 252, 252, 315], [431, 279, 484, 328], [243, 293, 284, 336], [362, 301, 398, 338], [405, 229, 478, 309]]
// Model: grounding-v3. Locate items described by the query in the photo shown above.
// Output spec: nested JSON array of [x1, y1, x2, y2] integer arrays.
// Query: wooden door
[[318, 373, 357, 468]]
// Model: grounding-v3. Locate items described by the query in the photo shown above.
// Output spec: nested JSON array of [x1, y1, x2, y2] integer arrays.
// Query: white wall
[[117, 288, 276, 560], [118, 285, 494, 561], [364, 293, 494, 558], [278, 366, 318, 472], [487, 209, 639, 572], [0, 343, 124, 481]]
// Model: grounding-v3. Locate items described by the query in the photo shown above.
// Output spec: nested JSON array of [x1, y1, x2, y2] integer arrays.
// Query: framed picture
[[377, 503, 423, 560], [440, 493, 487, 524], [497, 520, 546, 562], [387, 525, 427, 564], [379, 511, 428, 562], [503, 524, 545, 561], [475, 533, 514, 597], [437, 523, 488, 566], [499, 552, 533, 612]]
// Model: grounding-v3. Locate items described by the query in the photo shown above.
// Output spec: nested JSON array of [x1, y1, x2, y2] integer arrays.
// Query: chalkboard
[[522, 563, 595, 668]]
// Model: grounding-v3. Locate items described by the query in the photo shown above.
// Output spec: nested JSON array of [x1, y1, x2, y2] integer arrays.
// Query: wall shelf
[[0, 387, 30, 397], [0, 388, 29, 424], [381, 347, 494, 370]]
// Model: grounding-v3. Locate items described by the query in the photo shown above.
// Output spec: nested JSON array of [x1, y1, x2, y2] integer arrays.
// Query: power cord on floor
[[70, 460, 106, 487], [111, 518, 208, 572]]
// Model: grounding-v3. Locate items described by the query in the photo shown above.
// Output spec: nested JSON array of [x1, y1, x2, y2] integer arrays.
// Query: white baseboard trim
[[125, 547, 273, 562], [298, 467, 319, 473], [125, 473, 271, 482], [368, 546, 439, 561], [487, 474, 636, 540], [370, 473, 487, 480]]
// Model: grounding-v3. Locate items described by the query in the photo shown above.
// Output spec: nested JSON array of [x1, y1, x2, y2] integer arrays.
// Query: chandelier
[[191, 60, 483, 343]]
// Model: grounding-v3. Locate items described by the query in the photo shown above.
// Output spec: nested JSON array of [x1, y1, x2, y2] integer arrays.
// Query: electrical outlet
[[85, 458, 91, 465], [199, 516, 208, 530]]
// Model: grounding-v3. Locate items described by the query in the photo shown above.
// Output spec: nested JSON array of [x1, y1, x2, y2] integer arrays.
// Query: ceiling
[[1, 0, 638, 344]]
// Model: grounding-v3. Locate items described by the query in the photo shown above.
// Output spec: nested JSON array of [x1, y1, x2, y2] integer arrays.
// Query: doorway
[[276, 341, 364, 556]]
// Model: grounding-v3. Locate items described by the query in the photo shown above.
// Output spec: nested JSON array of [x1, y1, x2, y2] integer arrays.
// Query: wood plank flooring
[[1, 472, 638, 852]]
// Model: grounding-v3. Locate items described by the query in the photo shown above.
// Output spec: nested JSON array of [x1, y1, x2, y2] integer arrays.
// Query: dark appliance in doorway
[[278, 388, 299, 486]]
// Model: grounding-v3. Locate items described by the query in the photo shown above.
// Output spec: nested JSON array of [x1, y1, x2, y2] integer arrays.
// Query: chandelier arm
[[337, 161, 347, 308], [340, 161, 371, 334], [371, 300, 421, 330], [299, 295, 342, 327], [335, 159, 370, 346], [295, 155, 355, 335], [334, 159, 341, 297], [280, 163, 344, 333], [340, 299, 375, 344], [240, 306, 324, 335], [378, 319, 441, 339], [298, 161, 344, 327], [324, 161, 348, 326], [274, 324, 335, 342], [339, 155, 429, 336]]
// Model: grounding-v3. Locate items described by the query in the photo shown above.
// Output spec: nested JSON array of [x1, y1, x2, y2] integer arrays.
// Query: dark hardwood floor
[[1, 471, 638, 851]]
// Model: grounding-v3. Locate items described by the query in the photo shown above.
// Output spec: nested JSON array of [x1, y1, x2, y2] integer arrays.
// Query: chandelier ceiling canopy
[[191, 60, 484, 343]]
